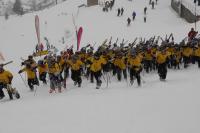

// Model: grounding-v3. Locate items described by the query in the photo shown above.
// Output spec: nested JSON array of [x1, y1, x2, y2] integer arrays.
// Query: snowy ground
[[0, 0, 200, 133]]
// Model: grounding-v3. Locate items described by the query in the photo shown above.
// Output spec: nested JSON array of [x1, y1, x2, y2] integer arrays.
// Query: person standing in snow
[[132, 11, 136, 20], [144, 15, 147, 23], [155, 0, 158, 5], [0, 65, 13, 100], [37, 60, 48, 84], [90, 53, 103, 89], [113, 52, 127, 81], [127, 17, 131, 26], [117, 8, 121, 16], [18, 57, 39, 91], [156, 47, 168, 81], [46, 55, 62, 93], [144, 7, 147, 15], [127, 50, 142, 86], [188, 28, 198, 41], [149, 0, 152, 5], [152, 1, 155, 9], [67, 54, 83, 87], [121, 7, 124, 16]]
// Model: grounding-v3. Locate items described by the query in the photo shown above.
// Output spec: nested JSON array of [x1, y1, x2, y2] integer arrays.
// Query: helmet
[[71, 54, 79, 61], [28, 55, 33, 60]]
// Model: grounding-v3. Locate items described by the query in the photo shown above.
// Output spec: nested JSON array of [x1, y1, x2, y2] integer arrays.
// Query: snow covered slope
[[0, 0, 200, 133]]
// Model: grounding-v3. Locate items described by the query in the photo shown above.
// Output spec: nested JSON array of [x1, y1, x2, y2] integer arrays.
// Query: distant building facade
[[87, 0, 98, 7]]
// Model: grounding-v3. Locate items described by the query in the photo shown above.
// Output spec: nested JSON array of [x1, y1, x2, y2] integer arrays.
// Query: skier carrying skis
[[37, 60, 48, 84], [156, 47, 168, 81], [182, 44, 193, 68], [18, 62, 39, 91], [127, 50, 142, 86], [47, 55, 62, 93], [85, 49, 94, 83], [67, 54, 83, 87], [0, 64, 14, 99], [19, 55, 39, 91], [113, 52, 127, 81], [90, 53, 103, 89], [121, 7, 124, 16]]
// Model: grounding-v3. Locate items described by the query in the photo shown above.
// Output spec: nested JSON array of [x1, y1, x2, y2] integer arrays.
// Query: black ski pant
[[28, 77, 39, 90], [116, 67, 127, 81], [130, 68, 141, 86], [197, 57, 200, 68], [93, 71, 102, 86], [183, 56, 190, 68], [86, 67, 94, 83], [0, 83, 6, 98], [71, 69, 82, 85], [39, 72, 47, 84], [49, 74, 62, 90], [144, 60, 152, 73], [0, 83, 13, 99], [158, 63, 167, 80]]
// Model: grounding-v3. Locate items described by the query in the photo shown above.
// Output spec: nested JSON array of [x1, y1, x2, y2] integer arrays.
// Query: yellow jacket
[[183, 47, 193, 57], [100, 55, 107, 65], [195, 47, 200, 57], [127, 56, 142, 71], [48, 63, 60, 74], [0, 70, 13, 84], [156, 51, 168, 64], [174, 51, 182, 63], [90, 59, 103, 72], [58, 58, 65, 70], [144, 52, 153, 61], [86, 56, 94, 68], [113, 57, 126, 70], [67, 60, 83, 71], [38, 64, 48, 75], [21, 67, 36, 79]]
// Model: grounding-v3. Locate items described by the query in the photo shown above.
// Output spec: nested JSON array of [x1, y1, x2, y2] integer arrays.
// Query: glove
[[21, 62, 25, 66], [18, 70, 23, 74]]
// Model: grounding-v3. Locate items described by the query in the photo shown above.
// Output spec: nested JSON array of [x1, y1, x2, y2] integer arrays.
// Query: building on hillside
[[87, 0, 98, 7]]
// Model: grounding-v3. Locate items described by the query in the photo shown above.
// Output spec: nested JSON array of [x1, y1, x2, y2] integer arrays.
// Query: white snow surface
[[0, 0, 200, 133]]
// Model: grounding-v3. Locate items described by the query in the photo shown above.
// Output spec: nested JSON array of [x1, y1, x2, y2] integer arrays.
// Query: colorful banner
[[77, 27, 83, 51]]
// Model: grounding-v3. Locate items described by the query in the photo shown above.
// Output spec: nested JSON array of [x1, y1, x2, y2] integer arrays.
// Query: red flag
[[35, 15, 40, 45], [0, 52, 5, 62], [77, 27, 83, 51]]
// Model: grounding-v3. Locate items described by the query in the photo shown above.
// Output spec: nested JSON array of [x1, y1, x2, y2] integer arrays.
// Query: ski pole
[[19, 74, 28, 88], [106, 73, 109, 88], [102, 73, 106, 82], [34, 85, 38, 96]]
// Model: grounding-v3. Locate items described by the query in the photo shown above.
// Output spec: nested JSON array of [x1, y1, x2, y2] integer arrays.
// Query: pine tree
[[13, 0, 23, 15]]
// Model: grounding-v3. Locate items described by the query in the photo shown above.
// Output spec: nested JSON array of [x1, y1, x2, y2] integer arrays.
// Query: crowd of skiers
[[1, 28, 200, 100]]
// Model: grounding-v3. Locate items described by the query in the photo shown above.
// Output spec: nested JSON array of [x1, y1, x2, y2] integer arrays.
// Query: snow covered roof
[[181, 0, 200, 15]]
